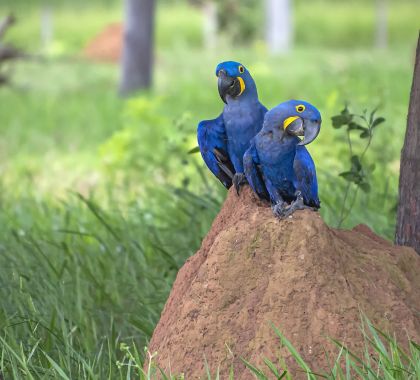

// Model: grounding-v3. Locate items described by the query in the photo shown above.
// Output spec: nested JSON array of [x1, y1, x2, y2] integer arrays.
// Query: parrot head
[[215, 61, 257, 104], [266, 100, 321, 146]]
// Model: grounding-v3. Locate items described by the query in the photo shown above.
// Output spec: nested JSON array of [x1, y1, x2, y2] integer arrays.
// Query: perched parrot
[[197, 61, 267, 192], [244, 100, 321, 217]]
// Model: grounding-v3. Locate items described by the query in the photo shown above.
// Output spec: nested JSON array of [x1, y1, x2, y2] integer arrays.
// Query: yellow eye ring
[[296, 104, 305, 113], [238, 65, 244, 73]]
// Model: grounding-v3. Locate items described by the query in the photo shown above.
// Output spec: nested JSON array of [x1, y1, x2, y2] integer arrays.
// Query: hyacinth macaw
[[244, 100, 321, 217], [197, 61, 267, 192]]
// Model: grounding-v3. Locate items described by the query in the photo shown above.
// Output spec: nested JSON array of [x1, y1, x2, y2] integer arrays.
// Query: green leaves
[[332, 104, 385, 227], [188, 146, 200, 154], [372, 116, 385, 128], [331, 105, 353, 128], [331, 106, 384, 137], [339, 155, 371, 193]]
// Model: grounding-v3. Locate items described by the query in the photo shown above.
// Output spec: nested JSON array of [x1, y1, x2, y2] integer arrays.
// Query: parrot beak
[[217, 70, 245, 104], [298, 119, 321, 146], [284, 117, 321, 146]]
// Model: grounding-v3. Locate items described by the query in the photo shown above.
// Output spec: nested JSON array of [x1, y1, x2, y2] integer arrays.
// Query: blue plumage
[[197, 115, 234, 188], [197, 61, 266, 190], [244, 100, 321, 217], [294, 147, 319, 207], [197, 63, 321, 216]]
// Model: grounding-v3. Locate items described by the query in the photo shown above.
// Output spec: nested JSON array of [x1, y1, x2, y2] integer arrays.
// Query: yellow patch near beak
[[283, 116, 300, 130], [237, 77, 245, 96]]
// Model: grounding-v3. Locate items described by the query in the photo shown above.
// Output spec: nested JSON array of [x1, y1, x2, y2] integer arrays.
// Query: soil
[[83, 23, 122, 63], [147, 186, 420, 379]]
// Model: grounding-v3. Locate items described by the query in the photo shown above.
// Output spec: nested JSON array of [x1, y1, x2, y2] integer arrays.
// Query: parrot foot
[[272, 191, 317, 218], [280, 191, 317, 218], [272, 201, 289, 218], [233, 173, 247, 195]]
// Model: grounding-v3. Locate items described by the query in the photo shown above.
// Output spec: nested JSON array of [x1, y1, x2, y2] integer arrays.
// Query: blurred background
[[0, 0, 419, 376], [1, 0, 419, 235]]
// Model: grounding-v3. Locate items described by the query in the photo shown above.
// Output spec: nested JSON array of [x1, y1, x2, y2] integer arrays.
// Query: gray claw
[[272, 202, 288, 218], [281, 194, 316, 218], [294, 190, 303, 200], [233, 173, 247, 195], [272, 191, 316, 219]]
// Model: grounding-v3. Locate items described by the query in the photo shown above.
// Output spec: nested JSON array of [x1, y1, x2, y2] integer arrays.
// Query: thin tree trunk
[[41, 6, 53, 52], [119, 0, 155, 96], [0, 14, 22, 64], [265, 0, 293, 54], [375, 0, 387, 49], [203, 1, 217, 50], [0, 14, 15, 40], [395, 33, 420, 254]]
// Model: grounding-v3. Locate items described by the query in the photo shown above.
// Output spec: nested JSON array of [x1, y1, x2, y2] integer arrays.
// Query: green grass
[[3, 1, 420, 52], [1, 46, 411, 235], [0, 186, 220, 379], [4, 309, 417, 378], [294, 0, 420, 49], [239, 318, 420, 380], [1, 3, 204, 54], [0, 0, 419, 378]]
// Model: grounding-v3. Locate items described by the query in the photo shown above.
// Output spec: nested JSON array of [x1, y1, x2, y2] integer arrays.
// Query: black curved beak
[[298, 119, 321, 146], [217, 70, 242, 104], [284, 117, 321, 145]]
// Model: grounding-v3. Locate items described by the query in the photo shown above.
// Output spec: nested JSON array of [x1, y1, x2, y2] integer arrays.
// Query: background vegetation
[[0, 0, 419, 377]]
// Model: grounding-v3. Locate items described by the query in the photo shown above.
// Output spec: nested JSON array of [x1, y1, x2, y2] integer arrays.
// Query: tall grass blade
[[43, 352, 71, 380]]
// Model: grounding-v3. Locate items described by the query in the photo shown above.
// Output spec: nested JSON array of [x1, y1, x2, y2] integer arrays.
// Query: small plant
[[242, 317, 420, 379], [331, 105, 385, 227]]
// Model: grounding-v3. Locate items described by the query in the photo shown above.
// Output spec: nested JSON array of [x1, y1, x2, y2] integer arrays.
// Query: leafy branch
[[331, 105, 385, 227]]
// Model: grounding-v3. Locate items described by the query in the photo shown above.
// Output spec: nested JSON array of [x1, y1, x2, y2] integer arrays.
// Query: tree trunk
[[0, 14, 15, 40], [0, 14, 23, 87], [41, 6, 54, 52], [202, 1, 217, 50], [375, 0, 387, 49], [395, 33, 420, 254], [265, 0, 293, 54], [119, 0, 155, 96]]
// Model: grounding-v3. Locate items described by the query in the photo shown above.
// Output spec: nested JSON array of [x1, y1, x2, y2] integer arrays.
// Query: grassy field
[[0, 0, 419, 378], [0, 47, 413, 233]]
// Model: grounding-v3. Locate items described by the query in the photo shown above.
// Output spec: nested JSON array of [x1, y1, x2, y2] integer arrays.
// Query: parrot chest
[[256, 134, 297, 193], [223, 102, 263, 171]]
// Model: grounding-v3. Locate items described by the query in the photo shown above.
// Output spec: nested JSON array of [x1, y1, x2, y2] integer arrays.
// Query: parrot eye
[[238, 65, 244, 73], [296, 105, 305, 113]]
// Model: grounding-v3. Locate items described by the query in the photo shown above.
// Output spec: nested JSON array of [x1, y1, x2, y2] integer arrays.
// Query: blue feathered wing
[[243, 140, 270, 200], [197, 115, 235, 188], [294, 146, 320, 208]]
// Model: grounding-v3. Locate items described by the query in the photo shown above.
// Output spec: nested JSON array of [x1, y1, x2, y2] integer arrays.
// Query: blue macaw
[[197, 61, 267, 192], [244, 100, 321, 217]]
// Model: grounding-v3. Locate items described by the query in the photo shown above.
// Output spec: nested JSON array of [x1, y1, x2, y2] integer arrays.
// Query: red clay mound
[[83, 23, 122, 63], [147, 186, 420, 378]]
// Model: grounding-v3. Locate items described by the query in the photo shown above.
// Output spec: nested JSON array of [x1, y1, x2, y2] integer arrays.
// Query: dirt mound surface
[[83, 23, 122, 63], [148, 187, 420, 378]]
